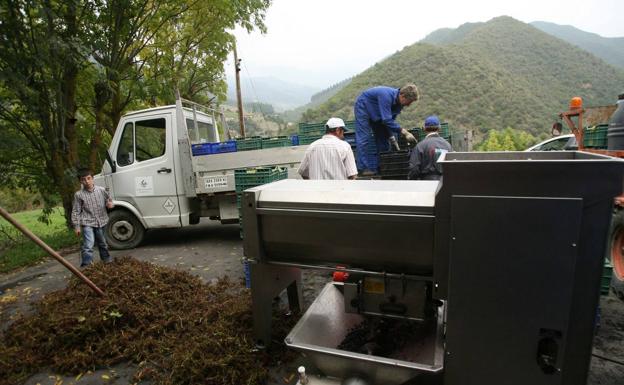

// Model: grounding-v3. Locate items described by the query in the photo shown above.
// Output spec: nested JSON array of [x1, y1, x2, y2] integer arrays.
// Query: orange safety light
[[332, 265, 349, 282], [569, 96, 583, 109]]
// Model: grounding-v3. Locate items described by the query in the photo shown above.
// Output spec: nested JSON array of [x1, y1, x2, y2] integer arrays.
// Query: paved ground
[[1, 219, 623, 384]]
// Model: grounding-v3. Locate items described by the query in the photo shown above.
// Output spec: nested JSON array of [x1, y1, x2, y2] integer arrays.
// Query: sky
[[229, 0, 624, 91]]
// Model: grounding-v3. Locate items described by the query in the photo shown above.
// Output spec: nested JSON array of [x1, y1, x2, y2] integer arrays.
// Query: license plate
[[363, 277, 385, 294], [204, 176, 228, 189]]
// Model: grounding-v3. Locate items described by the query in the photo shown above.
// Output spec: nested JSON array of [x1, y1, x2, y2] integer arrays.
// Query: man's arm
[[297, 150, 310, 179], [104, 188, 114, 209], [345, 147, 358, 180], [70, 193, 81, 236]]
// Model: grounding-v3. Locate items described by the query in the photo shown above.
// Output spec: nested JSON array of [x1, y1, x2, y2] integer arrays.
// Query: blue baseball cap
[[424, 115, 440, 128]]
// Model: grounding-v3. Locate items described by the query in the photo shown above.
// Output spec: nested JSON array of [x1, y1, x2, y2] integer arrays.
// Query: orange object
[[569, 96, 583, 109], [333, 266, 349, 282]]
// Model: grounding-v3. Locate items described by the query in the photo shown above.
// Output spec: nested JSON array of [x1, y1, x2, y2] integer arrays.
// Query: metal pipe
[[0, 206, 105, 297], [262, 260, 433, 281]]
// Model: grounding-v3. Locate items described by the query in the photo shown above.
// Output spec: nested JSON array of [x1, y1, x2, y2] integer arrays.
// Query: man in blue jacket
[[354, 84, 419, 175]]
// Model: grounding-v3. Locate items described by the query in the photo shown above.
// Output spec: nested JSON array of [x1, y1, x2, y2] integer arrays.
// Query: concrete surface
[[1, 218, 623, 384]]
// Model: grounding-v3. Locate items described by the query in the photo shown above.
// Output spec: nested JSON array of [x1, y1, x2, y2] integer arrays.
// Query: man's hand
[[401, 128, 417, 145], [106, 199, 114, 209], [74, 227, 81, 236]]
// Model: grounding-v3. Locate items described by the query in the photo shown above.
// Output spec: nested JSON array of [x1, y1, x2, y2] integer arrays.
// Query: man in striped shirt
[[71, 168, 114, 267], [298, 117, 358, 180]]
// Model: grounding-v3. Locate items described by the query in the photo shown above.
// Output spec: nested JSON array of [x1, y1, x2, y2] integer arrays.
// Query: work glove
[[401, 128, 417, 146]]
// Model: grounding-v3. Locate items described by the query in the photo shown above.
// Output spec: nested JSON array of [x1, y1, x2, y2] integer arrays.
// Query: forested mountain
[[301, 16, 624, 137], [309, 78, 352, 105], [420, 22, 482, 45], [531, 21, 624, 69]]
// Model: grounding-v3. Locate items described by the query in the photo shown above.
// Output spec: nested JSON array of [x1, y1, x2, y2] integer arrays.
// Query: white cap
[[325, 117, 346, 130]]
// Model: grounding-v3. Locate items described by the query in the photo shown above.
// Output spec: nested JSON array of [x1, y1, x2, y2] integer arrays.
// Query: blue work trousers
[[80, 226, 111, 266], [354, 100, 392, 173]]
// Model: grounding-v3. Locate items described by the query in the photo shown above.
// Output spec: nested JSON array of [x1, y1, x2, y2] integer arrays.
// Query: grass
[[0, 207, 78, 273]]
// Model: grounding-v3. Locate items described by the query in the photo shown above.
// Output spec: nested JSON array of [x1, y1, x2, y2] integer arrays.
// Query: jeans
[[80, 226, 111, 266]]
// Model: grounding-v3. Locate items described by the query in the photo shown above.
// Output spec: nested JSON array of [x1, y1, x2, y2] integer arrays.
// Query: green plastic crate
[[236, 166, 288, 238], [299, 134, 322, 145], [440, 122, 450, 138], [299, 120, 357, 136], [234, 167, 288, 193], [583, 124, 608, 149], [298, 122, 325, 135], [261, 136, 291, 149], [236, 136, 262, 151]]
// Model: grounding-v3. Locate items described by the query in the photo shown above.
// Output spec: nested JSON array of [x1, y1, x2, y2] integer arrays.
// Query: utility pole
[[234, 42, 246, 138]]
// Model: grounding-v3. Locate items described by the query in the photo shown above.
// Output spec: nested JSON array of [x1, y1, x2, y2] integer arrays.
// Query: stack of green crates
[[236, 136, 262, 151], [261, 136, 291, 149], [583, 124, 609, 149], [602, 259, 613, 296], [440, 122, 451, 141], [298, 122, 325, 144], [298, 134, 321, 145], [299, 122, 326, 135], [298, 119, 451, 147], [235, 167, 288, 238], [298, 120, 357, 145]]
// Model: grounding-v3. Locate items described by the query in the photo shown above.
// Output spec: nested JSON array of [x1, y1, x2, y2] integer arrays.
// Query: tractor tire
[[105, 209, 145, 250], [608, 209, 624, 299]]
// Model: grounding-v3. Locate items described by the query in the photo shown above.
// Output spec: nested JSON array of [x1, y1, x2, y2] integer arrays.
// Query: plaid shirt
[[71, 185, 110, 229]]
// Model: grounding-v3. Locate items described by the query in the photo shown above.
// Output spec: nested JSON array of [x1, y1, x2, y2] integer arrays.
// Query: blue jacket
[[355, 86, 403, 134]]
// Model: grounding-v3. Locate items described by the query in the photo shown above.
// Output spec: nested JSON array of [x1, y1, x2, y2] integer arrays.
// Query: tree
[[0, 0, 93, 224], [476, 127, 539, 151], [478, 131, 504, 151], [0, 0, 271, 226]]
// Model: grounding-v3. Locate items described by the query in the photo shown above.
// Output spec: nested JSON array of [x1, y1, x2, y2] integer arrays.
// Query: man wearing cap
[[408, 115, 452, 180], [354, 84, 420, 175], [298, 117, 358, 180]]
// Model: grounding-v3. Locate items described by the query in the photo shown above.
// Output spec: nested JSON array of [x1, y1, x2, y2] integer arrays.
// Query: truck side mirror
[[106, 150, 117, 173]]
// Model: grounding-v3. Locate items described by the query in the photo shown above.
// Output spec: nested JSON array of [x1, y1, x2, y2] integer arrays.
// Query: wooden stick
[[0, 206, 105, 297]]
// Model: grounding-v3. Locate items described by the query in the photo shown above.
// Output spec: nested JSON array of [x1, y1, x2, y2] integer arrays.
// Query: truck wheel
[[106, 210, 145, 250], [608, 209, 624, 299]]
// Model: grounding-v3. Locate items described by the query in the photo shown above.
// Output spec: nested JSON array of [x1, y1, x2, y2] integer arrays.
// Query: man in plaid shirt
[[71, 168, 114, 267]]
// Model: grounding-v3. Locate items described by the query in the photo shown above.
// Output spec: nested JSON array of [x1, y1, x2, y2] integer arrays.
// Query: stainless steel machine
[[242, 151, 624, 385]]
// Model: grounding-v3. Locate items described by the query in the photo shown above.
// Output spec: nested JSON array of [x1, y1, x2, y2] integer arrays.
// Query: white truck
[[95, 96, 308, 249]]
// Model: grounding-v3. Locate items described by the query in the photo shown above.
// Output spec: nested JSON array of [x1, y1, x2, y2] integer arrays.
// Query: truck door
[[111, 114, 182, 228]]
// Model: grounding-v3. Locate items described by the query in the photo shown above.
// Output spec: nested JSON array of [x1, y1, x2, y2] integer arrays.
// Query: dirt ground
[[1, 219, 623, 384]]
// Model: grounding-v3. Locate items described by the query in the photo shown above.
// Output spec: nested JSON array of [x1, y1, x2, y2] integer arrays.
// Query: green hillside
[[301, 16, 624, 138], [420, 22, 482, 45], [531, 21, 624, 69]]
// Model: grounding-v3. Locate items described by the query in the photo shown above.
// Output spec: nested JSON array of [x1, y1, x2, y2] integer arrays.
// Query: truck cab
[[96, 99, 307, 249]]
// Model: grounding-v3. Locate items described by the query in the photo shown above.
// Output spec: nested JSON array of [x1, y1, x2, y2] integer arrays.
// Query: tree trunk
[[89, 80, 112, 170]]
